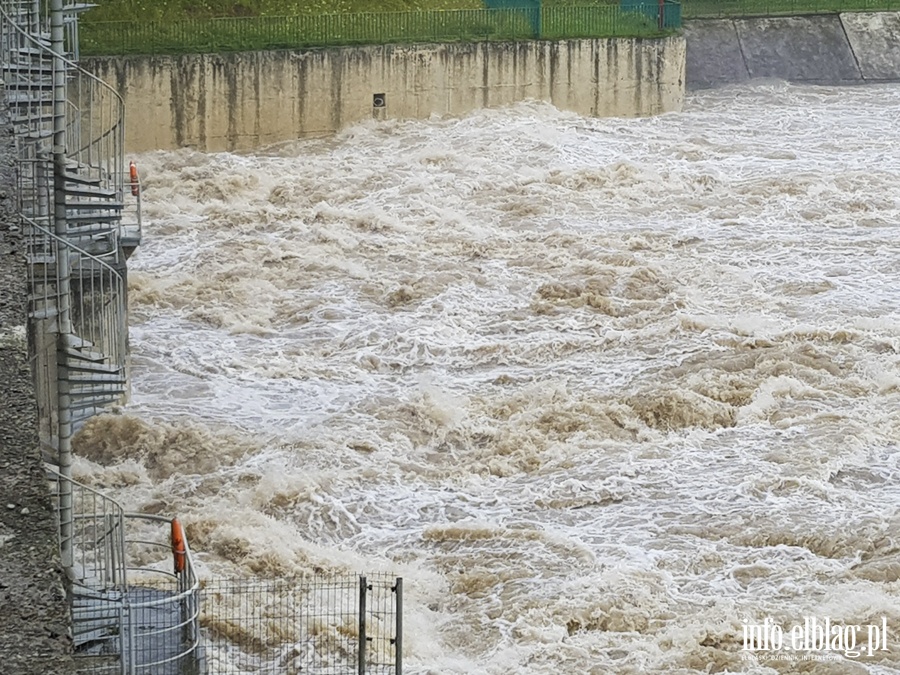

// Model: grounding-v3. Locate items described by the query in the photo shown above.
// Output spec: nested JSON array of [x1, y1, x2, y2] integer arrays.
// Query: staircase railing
[[48, 467, 128, 594], [122, 164, 141, 249], [0, 3, 155, 671], [24, 214, 127, 452], [120, 513, 204, 675], [66, 67, 126, 200], [1, 0, 137, 434], [25, 215, 126, 365], [0, 0, 133, 233], [48, 469, 204, 675]]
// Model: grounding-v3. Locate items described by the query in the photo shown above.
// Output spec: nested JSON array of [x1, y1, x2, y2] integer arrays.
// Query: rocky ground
[[0, 119, 75, 672]]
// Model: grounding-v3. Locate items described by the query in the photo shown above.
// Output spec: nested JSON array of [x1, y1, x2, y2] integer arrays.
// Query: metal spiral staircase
[[1, 3, 203, 673], [0, 0, 137, 444]]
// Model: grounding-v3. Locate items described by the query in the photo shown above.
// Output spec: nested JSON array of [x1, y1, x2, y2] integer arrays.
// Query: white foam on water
[[75, 81, 900, 673]]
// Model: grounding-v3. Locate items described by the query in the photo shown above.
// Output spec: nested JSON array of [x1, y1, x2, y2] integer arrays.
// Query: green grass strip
[[79, 6, 679, 56], [681, 0, 900, 19], [80, 1, 622, 22]]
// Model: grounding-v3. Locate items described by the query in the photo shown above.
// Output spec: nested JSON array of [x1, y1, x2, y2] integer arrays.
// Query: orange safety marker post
[[130, 161, 139, 196], [171, 517, 186, 574]]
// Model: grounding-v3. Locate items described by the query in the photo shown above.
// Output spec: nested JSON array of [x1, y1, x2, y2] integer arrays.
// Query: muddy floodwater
[[74, 82, 900, 674]]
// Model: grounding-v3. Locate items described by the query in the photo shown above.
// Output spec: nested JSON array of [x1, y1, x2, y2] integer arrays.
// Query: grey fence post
[[358, 575, 367, 675], [50, 0, 75, 572], [121, 596, 131, 675], [394, 578, 403, 675]]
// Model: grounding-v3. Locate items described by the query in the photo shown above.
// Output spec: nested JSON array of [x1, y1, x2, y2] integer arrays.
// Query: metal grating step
[[27, 250, 77, 271], [9, 112, 51, 124], [63, 347, 107, 364], [61, 334, 95, 350], [69, 382, 127, 396], [64, 359, 123, 375], [74, 623, 119, 647], [66, 200, 124, 211], [66, 232, 116, 246], [4, 80, 54, 91], [69, 396, 118, 412], [71, 586, 124, 649], [71, 405, 120, 426], [12, 45, 53, 57], [66, 222, 115, 236], [121, 229, 141, 252], [64, 184, 118, 200], [71, 410, 103, 426], [70, 401, 123, 421], [73, 603, 121, 621], [73, 599, 121, 615], [72, 408, 114, 427], [66, 212, 122, 224], [22, 129, 53, 140], [27, 252, 56, 265], [1, 63, 57, 75], [29, 306, 58, 320], [64, 236, 118, 257], [29, 278, 57, 291], [5, 94, 52, 107], [62, 371, 127, 384], [64, 171, 103, 187], [65, 159, 97, 172]]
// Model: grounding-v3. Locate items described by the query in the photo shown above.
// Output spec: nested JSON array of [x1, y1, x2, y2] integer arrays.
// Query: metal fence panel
[[78, 6, 682, 56], [200, 574, 402, 675]]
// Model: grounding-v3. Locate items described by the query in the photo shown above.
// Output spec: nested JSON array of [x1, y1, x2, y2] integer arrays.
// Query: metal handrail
[[2, 0, 134, 448], [47, 466, 127, 593], [49, 469, 204, 674], [122, 162, 142, 246], [121, 513, 203, 675], [23, 214, 127, 368], [0, 0, 127, 202], [2, 4, 163, 672]]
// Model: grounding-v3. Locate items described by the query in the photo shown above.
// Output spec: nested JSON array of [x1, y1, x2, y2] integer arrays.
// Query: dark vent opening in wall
[[373, 93, 386, 108]]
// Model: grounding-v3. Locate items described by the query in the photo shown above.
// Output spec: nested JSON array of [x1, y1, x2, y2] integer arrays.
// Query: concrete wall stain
[[85, 36, 685, 153]]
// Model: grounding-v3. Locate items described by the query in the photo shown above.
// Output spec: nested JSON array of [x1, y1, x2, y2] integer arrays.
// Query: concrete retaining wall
[[84, 36, 686, 153], [686, 11, 900, 89]]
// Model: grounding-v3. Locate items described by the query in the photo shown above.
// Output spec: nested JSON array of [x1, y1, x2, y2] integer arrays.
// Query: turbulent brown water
[[74, 82, 900, 674]]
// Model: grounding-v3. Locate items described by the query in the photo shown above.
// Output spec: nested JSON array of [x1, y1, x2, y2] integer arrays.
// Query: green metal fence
[[682, 0, 900, 18], [78, 5, 681, 56], [485, 0, 543, 33]]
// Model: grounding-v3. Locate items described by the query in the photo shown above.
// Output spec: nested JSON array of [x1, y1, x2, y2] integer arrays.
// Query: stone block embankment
[[686, 11, 900, 89]]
